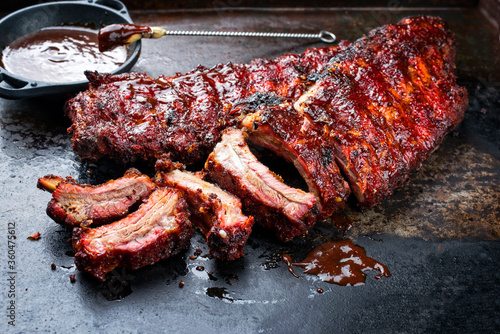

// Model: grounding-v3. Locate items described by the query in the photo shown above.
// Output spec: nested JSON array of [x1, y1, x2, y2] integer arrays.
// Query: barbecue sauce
[[98, 24, 151, 52], [0, 26, 127, 83], [281, 254, 300, 278], [291, 240, 391, 286]]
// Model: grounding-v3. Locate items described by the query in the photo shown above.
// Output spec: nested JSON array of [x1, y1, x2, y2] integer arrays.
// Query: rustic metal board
[[0, 4, 499, 333]]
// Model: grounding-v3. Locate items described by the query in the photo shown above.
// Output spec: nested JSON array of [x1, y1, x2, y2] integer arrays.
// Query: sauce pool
[[287, 239, 391, 286], [0, 26, 128, 83]]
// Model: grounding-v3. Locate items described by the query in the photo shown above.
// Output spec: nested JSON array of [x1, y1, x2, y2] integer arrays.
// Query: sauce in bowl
[[0, 26, 128, 83]]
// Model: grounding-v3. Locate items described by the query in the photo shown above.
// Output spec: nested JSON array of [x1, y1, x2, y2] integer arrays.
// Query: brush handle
[[157, 29, 336, 43]]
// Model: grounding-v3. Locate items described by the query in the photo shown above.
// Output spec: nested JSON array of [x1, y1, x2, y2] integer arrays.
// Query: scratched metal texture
[[0, 2, 499, 333]]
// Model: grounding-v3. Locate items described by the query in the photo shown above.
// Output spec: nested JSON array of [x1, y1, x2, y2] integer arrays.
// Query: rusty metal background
[[0, 2, 499, 333]]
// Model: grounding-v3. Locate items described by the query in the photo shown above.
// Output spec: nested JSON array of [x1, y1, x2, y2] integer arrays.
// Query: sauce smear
[[1, 26, 127, 83], [291, 240, 391, 286]]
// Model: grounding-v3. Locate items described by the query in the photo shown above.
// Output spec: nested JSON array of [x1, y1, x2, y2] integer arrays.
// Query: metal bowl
[[0, 0, 140, 99]]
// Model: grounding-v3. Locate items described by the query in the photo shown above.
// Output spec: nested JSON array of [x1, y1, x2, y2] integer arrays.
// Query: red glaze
[[294, 16, 468, 207], [66, 45, 341, 165]]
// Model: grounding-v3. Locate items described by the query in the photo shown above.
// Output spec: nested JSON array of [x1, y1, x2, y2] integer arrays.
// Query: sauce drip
[[292, 240, 391, 286], [98, 24, 151, 52], [281, 254, 300, 278], [1, 26, 127, 83]]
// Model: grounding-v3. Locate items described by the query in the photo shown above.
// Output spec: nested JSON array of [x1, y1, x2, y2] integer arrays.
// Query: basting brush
[[98, 23, 336, 52]]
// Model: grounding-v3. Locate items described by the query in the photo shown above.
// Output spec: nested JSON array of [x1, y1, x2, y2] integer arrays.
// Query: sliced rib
[[242, 103, 351, 219], [155, 161, 254, 261], [205, 128, 318, 242], [39, 168, 155, 227], [73, 187, 193, 280]]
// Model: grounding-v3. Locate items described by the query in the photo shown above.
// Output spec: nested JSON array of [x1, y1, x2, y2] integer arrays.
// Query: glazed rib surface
[[66, 16, 467, 210], [205, 128, 318, 242]]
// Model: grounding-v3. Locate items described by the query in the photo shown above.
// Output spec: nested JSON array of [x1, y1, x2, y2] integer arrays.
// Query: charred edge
[[233, 92, 284, 111]]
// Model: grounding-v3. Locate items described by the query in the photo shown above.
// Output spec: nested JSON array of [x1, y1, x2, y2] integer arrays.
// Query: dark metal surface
[[1, 3, 499, 334]]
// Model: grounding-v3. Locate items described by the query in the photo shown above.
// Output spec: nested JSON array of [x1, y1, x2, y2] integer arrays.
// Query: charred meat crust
[[65, 47, 342, 164], [40, 168, 155, 227], [155, 164, 254, 261], [73, 188, 193, 280], [204, 128, 318, 242], [293, 16, 468, 208]]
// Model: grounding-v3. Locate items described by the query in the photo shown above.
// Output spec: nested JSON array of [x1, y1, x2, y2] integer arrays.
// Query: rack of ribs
[[66, 45, 343, 165], [73, 187, 193, 280], [66, 16, 467, 213], [291, 16, 468, 207]]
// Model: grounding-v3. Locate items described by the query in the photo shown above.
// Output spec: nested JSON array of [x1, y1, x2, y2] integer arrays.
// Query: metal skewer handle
[[152, 28, 336, 43]]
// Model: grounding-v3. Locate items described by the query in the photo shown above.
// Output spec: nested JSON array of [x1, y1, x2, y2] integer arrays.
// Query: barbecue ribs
[[66, 46, 342, 164], [38, 169, 155, 227], [205, 128, 318, 242], [66, 15, 467, 212], [73, 187, 193, 280], [292, 16, 467, 207], [155, 157, 254, 260]]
